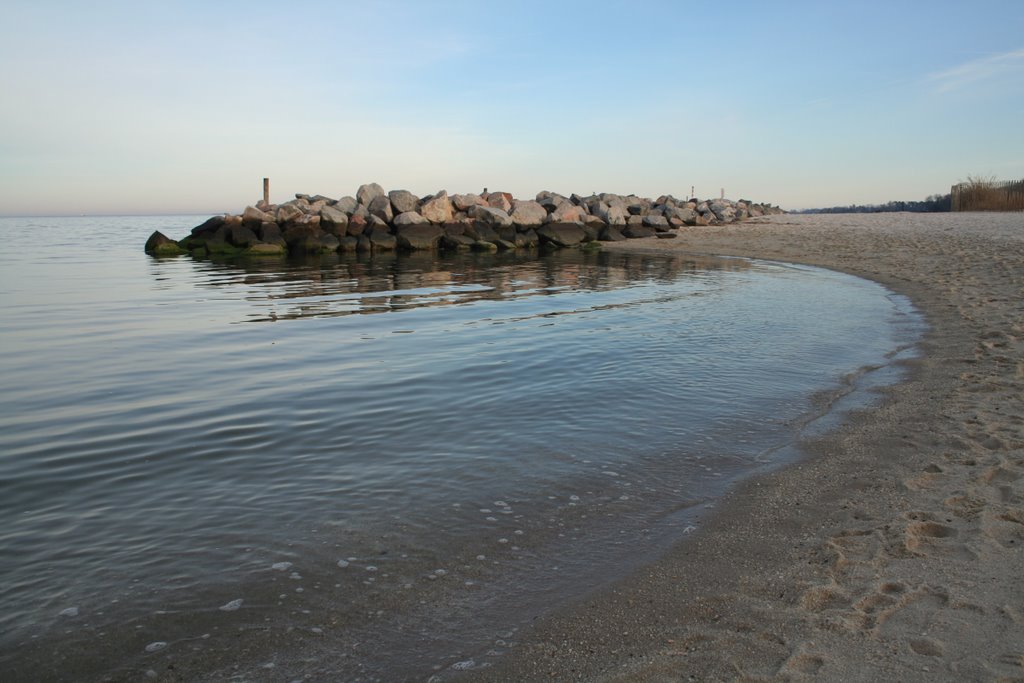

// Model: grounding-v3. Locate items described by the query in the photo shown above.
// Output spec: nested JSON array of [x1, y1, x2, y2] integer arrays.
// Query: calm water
[[0, 216, 923, 681]]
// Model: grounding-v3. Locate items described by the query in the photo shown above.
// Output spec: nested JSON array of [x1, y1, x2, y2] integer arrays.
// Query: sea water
[[0, 216, 923, 681]]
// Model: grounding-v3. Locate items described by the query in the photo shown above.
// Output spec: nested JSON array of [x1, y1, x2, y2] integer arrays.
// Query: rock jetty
[[145, 183, 783, 257]]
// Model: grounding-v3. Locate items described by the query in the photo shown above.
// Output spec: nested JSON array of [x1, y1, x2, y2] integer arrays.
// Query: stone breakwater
[[144, 183, 784, 257]]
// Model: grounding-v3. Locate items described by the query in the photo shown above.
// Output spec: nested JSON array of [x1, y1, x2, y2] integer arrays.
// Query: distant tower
[[263, 178, 270, 205]]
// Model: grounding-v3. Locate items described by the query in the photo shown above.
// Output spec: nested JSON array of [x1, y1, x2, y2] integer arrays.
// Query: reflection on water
[[0, 216, 921, 682], [161, 249, 753, 322]]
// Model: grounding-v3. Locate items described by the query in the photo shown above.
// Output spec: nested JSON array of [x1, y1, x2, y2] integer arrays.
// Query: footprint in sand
[[905, 463, 946, 491], [903, 511, 975, 559], [982, 508, 1024, 549]]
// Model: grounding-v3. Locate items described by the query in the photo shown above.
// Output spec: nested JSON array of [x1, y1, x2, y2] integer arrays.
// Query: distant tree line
[[798, 193, 951, 214]]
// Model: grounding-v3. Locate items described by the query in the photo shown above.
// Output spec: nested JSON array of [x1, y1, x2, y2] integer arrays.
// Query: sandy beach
[[459, 212, 1024, 682]]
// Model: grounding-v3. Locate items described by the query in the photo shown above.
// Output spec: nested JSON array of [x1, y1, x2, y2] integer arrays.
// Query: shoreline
[[458, 213, 1024, 681]]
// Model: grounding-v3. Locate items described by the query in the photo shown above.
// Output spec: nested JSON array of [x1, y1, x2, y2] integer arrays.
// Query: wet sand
[[458, 213, 1024, 682]]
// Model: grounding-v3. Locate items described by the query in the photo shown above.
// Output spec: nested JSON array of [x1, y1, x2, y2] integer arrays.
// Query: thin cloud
[[927, 47, 1024, 92]]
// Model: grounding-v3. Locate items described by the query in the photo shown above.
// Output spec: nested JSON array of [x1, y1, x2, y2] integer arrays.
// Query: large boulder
[[420, 191, 454, 223], [602, 205, 628, 226], [227, 223, 259, 247], [368, 194, 394, 222], [548, 202, 583, 223], [485, 192, 512, 213], [468, 205, 513, 227], [395, 224, 444, 250], [710, 201, 735, 222], [515, 229, 539, 248], [190, 215, 225, 236], [334, 196, 358, 215], [276, 203, 304, 224], [367, 229, 397, 251], [465, 221, 500, 243], [320, 233, 341, 251], [599, 226, 627, 241], [509, 200, 547, 227], [144, 231, 184, 256], [442, 233, 476, 250], [451, 193, 486, 211], [642, 214, 669, 229], [388, 189, 420, 214], [671, 206, 699, 225], [242, 205, 273, 227], [283, 224, 323, 253], [356, 182, 386, 206], [320, 205, 349, 233], [537, 223, 586, 247], [393, 211, 430, 226], [536, 191, 569, 212], [623, 225, 657, 239]]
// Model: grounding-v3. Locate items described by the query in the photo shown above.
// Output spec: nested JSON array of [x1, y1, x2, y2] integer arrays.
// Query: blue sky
[[1, 0, 1022, 214]]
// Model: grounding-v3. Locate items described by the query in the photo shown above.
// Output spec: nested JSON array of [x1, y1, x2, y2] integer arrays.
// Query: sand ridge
[[452, 213, 1024, 682]]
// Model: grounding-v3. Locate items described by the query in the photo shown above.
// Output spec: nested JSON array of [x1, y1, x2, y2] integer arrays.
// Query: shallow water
[[0, 216, 923, 681]]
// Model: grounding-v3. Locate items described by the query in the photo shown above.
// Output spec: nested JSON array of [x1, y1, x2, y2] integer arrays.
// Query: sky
[[1, 0, 1022, 215]]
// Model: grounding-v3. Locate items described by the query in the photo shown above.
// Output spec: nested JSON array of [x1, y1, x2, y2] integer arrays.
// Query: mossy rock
[[152, 242, 185, 257], [190, 247, 208, 258], [471, 240, 498, 252], [206, 242, 244, 256], [581, 240, 603, 251], [245, 243, 287, 256]]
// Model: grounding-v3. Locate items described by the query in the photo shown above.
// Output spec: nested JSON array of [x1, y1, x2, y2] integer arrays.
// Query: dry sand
[[456, 213, 1024, 682]]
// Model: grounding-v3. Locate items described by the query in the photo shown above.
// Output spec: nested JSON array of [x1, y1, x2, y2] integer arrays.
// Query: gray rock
[[548, 203, 582, 223], [515, 229, 539, 248], [320, 233, 341, 251], [190, 215, 226, 236], [451, 193, 485, 211], [468, 205, 513, 227], [599, 226, 626, 241], [356, 182, 386, 206], [367, 229, 397, 251], [602, 205, 628, 226], [388, 190, 420, 214], [368, 194, 394, 222], [627, 215, 644, 226], [642, 215, 669, 229], [367, 214, 389, 228], [537, 223, 586, 247], [485, 192, 512, 213], [258, 222, 282, 242], [228, 224, 259, 247], [395, 224, 444, 250], [466, 221, 500, 243], [420, 191, 454, 223], [536, 192, 569, 211], [276, 203, 304, 224], [337, 236, 360, 252], [710, 202, 735, 222], [335, 196, 358, 215], [144, 231, 183, 256], [509, 200, 547, 227], [672, 207, 698, 225], [442, 234, 476, 250], [320, 205, 349, 233], [623, 225, 656, 239], [393, 211, 429, 226], [283, 224, 323, 253], [242, 206, 273, 226]]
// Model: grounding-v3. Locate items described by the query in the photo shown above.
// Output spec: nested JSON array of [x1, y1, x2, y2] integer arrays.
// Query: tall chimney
[[263, 177, 270, 205]]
